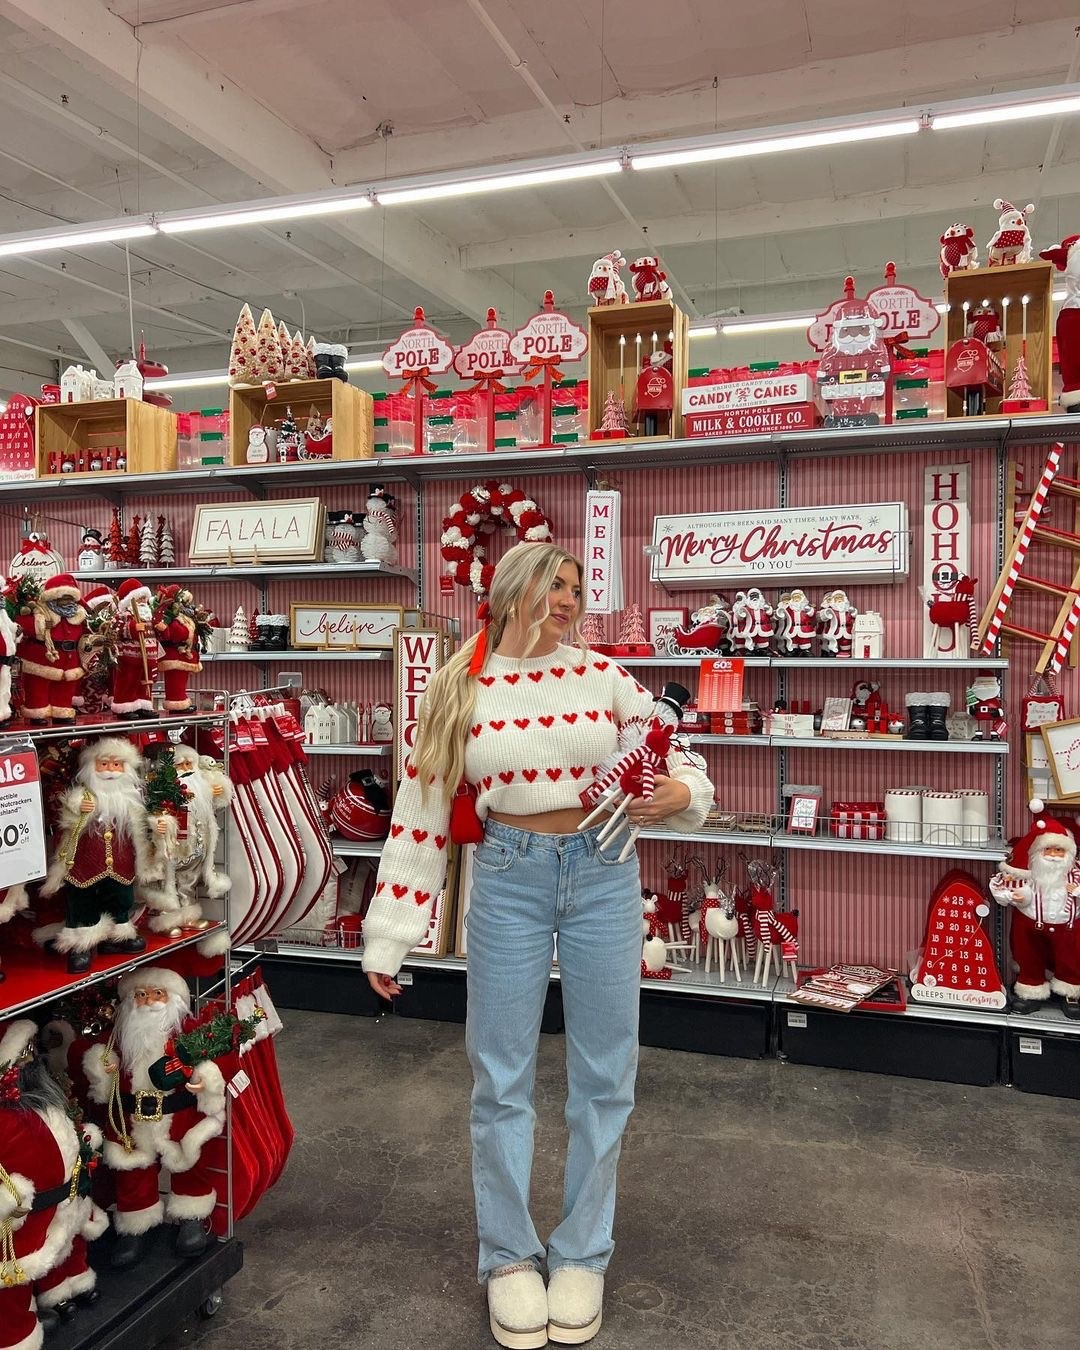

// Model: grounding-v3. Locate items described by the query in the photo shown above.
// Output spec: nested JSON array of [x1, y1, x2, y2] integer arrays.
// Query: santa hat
[[0, 1017, 37, 1068], [115, 577, 152, 611], [116, 964, 191, 1010], [40, 572, 81, 602], [80, 735, 142, 772], [83, 584, 114, 612], [1039, 235, 1080, 271], [1008, 800, 1077, 871]]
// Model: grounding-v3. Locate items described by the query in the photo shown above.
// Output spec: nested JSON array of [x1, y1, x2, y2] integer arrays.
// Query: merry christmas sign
[[650, 502, 909, 589]]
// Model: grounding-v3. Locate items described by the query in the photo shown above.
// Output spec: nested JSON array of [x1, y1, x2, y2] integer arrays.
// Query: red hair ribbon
[[468, 601, 492, 678]]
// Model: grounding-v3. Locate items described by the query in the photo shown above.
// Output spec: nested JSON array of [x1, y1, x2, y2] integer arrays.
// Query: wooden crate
[[36, 398, 177, 478], [587, 298, 690, 442], [943, 260, 1053, 419], [229, 378, 373, 466]]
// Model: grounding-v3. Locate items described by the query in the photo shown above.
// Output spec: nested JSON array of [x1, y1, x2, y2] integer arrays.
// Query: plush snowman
[[360, 486, 399, 565], [328, 511, 361, 564]]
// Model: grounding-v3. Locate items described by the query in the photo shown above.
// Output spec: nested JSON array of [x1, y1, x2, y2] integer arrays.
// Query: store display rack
[[202, 649, 391, 662], [687, 733, 1007, 754], [73, 561, 417, 584]]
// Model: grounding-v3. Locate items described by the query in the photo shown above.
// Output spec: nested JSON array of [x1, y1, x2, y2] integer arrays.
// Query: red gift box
[[829, 800, 886, 840]]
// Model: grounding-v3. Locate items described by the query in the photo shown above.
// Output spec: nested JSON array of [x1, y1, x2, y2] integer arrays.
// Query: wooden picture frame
[[189, 497, 324, 564], [290, 603, 404, 651], [1040, 718, 1080, 801], [647, 607, 687, 650], [820, 696, 853, 733], [787, 794, 820, 835]]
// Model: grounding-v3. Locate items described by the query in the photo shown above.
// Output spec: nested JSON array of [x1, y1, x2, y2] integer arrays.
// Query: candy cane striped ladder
[[976, 442, 1080, 674]]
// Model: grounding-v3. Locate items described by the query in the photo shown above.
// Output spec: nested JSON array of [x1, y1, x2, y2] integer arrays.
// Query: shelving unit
[[303, 743, 391, 757], [74, 561, 417, 584], [202, 649, 391, 663]]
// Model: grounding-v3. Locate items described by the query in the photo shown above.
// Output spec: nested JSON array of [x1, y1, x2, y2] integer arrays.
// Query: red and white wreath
[[441, 480, 554, 596]]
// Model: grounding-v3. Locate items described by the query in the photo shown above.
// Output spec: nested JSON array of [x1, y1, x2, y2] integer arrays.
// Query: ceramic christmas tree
[[228, 605, 249, 650], [306, 335, 318, 379], [277, 319, 292, 373], [254, 307, 285, 383], [106, 506, 126, 569], [909, 870, 1006, 1009], [126, 514, 141, 566], [1002, 351, 1041, 412], [157, 516, 174, 567], [248, 608, 260, 646], [139, 514, 157, 567], [614, 602, 654, 657], [228, 303, 258, 386], [598, 389, 630, 438], [578, 612, 607, 648], [287, 330, 309, 380]]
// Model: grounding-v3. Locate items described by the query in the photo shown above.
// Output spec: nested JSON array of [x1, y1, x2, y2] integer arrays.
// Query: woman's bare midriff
[[488, 807, 592, 835]]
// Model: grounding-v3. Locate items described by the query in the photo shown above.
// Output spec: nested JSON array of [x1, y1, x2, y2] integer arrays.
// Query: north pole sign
[[866, 265, 941, 344], [508, 308, 588, 368], [381, 308, 455, 379], [650, 502, 909, 588], [453, 318, 521, 383]]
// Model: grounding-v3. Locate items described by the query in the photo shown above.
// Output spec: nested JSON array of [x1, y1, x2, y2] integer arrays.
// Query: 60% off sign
[[0, 739, 47, 887]]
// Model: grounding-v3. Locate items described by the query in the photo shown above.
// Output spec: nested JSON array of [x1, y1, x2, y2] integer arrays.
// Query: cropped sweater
[[361, 644, 715, 976]]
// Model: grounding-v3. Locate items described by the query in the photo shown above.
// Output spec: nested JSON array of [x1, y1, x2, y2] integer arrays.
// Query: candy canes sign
[[382, 306, 455, 456], [509, 291, 588, 447], [453, 309, 522, 454]]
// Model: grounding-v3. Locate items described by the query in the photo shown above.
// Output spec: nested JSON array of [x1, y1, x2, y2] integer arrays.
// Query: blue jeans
[[465, 819, 642, 1282]]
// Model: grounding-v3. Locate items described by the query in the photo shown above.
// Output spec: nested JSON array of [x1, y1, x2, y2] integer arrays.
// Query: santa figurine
[[774, 589, 816, 656], [1039, 234, 1080, 413], [81, 967, 227, 1267], [966, 673, 1007, 741], [111, 577, 160, 719], [990, 806, 1080, 1017], [0, 1018, 108, 1349], [729, 588, 774, 654], [152, 584, 204, 713], [818, 589, 857, 657], [12, 573, 86, 726], [39, 737, 166, 974], [850, 680, 883, 730], [921, 562, 978, 657], [143, 745, 232, 936]]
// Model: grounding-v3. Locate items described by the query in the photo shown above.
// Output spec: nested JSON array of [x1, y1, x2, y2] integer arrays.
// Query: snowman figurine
[[328, 511, 361, 564], [360, 486, 399, 565], [77, 527, 105, 573]]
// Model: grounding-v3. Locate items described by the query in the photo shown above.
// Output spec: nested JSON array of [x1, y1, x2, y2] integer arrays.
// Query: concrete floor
[[162, 1009, 1080, 1350]]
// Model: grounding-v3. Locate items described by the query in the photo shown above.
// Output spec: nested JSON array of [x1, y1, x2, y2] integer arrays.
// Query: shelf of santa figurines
[[7, 413, 1080, 508], [74, 561, 417, 583], [6, 708, 226, 741], [621, 655, 1009, 670], [640, 823, 1006, 863], [201, 649, 391, 662], [686, 732, 1007, 754], [0, 922, 226, 1019]]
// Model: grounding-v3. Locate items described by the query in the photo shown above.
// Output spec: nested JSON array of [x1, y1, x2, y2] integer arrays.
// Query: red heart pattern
[[499, 770, 514, 784], [490, 720, 505, 731], [412, 829, 428, 844], [505, 673, 520, 684], [528, 671, 544, 682], [546, 768, 562, 781], [514, 718, 530, 729], [539, 715, 554, 727], [414, 890, 430, 906], [479, 676, 496, 687], [392, 883, 408, 899], [391, 824, 404, 837], [562, 713, 577, 724], [523, 769, 538, 782]]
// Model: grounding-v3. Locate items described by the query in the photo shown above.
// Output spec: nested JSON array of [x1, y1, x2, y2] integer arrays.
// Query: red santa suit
[[82, 969, 226, 1239], [990, 812, 1080, 1005], [729, 589, 773, 654], [110, 578, 159, 717], [152, 587, 202, 712], [13, 573, 85, 724], [0, 1020, 107, 1350], [1040, 235, 1080, 412], [818, 591, 856, 657], [775, 590, 816, 655]]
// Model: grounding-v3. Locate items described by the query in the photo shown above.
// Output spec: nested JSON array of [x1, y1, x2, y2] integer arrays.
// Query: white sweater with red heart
[[361, 644, 714, 977]]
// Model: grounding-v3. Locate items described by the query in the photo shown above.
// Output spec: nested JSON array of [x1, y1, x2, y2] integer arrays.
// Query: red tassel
[[450, 781, 484, 844], [468, 601, 492, 678]]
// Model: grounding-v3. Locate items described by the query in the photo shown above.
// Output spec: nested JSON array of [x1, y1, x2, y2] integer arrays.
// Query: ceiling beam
[[461, 165, 1080, 271], [0, 0, 530, 324], [61, 318, 111, 371]]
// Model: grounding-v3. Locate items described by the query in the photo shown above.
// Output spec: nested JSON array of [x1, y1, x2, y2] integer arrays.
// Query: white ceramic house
[[113, 359, 144, 400], [60, 364, 95, 403], [852, 611, 885, 659]]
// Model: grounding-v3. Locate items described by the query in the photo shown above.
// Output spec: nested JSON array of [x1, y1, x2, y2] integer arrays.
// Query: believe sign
[[650, 502, 909, 589]]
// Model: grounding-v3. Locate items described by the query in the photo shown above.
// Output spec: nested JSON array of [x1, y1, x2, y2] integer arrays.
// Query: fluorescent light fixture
[[933, 94, 1080, 131], [344, 357, 384, 372], [688, 325, 719, 339], [378, 159, 623, 206], [0, 220, 156, 258], [159, 195, 373, 235], [631, 119, 920, 172], [721, 315, 813, 336], [144, 372, 231, 391]]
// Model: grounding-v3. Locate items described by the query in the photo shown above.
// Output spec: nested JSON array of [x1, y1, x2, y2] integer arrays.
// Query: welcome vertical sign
[[394, 628, 445, 785]]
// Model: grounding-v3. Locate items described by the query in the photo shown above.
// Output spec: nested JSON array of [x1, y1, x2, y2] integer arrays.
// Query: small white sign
[[453, 326, 522, 382], [189, 498, 325, 564], [1017, 1036, 1042, 1055], [508, 310, 588, 367], [382, 323, 454, 378], [290, 603, 404, 651], [682, 373, 812, 414], [787, 1010, 808, 1028], [396, 972, 414, 987]]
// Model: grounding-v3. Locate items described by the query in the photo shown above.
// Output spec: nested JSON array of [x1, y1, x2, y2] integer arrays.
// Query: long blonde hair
[[413, 542, 586, 799]]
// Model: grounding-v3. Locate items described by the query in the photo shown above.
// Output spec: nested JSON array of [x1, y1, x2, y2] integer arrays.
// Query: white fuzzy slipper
[[487, 1262, 549, 1349], [547, 1267, 604, 1345]]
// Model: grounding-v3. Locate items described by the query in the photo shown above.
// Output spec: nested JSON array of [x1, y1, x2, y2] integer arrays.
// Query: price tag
[[396, 972, 414, 986], [227, 1069, 251, 1097], [697, 657, 744, 713], [786, 1010, 808, 1028], [1017, 1036, 1042, 1056], [0, 738, 46, 887]]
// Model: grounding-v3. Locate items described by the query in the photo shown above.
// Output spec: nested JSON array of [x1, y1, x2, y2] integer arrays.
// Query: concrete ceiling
[[0, 0, 1077, 392]]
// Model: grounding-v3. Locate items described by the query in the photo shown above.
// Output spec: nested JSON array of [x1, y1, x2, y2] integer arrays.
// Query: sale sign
[[0, 738, 47, 887], [697, 658, 745, 712], [650, 502, 909, 588]]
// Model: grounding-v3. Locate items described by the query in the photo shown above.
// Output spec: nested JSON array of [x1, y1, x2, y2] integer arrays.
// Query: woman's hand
[[367, 972, 402, 1002], [625, 775, 691, 827]]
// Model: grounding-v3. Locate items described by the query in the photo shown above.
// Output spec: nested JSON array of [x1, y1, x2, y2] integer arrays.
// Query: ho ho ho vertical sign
[[922, 465, 971, 659], [650, 503, 909, 590]]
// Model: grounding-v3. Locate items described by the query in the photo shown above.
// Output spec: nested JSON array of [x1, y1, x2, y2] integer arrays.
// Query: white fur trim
[[83, 1202, 109, 1241], [0, 1018, 36, 1068], [108, 920, 140, 943], [547, 1267, 605, 1332], [104, 1135, 158, 1170], [165, 1189, 216, 1222], [53, 917, 114, 953], [6, 1322, 43, 1350], [197, 927, 230, 958], [112, 1199, 164, 1236], [31, 921, 62, 947], [190, 1059, 226, 1118], [82, 1043, 115, 1107], [0, 883, 28, 923], [1013, 980, 1051, 1000], [36, 1265, 98, 1308], [145, 908, 183, 935], [1061, 387, 1080, 410], [81, 1122, 103, 1151], [0, 1171, 33, 1226], [158, 1108, 225, 1175], [116, 965, 190, 1007], [1050, 976, 1080, 998]]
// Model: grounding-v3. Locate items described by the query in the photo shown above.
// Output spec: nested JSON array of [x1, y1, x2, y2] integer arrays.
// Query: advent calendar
[[910, 870, 1007, 1010], [0, 393, 38, 480]]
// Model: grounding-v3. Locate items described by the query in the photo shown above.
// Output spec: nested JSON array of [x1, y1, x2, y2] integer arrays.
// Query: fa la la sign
[[453, 310, 523, 381], [382, 306, 455, 378]]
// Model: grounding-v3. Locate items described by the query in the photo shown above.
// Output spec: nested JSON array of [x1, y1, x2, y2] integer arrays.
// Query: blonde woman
[[364, 542, 713, 1348]]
